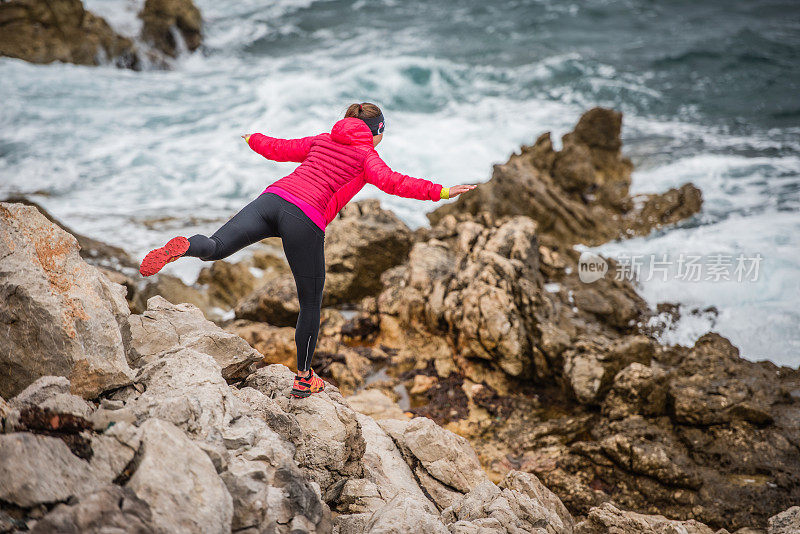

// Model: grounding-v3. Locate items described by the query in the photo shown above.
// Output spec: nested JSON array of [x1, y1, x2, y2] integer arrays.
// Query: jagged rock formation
[[0, 0, 139, 68], [427, 107, 702, 247], [139, 0, 202, 58]]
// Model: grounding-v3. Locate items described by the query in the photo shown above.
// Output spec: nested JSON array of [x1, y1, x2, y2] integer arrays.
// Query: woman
[[139, 102, 476, 398]]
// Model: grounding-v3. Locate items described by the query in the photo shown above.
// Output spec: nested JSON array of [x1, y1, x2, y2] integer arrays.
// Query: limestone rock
[[575, 502, 717, 534], [128, 347, 240, 439], [10, 375, 94, 419], [379, 416, 487, 510], [126, 418, 233, 534], [30, 485, 155, 533], [126, 295, 261, 380], [442, 479, 570, 534], [0, 202, 134, 399], [196, 259, 259, 308], [226, 319, 297, 369], [768, 506, 800, 534], [246, 365, 366, 494], [0, 432, 101, 507], [235, 274, 304, 325], [365, 493, 449, 534], [356, 413, 433, 506], [347, 388, 408, 421]]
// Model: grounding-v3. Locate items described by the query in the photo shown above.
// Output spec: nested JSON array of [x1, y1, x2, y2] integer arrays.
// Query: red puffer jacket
[[247, 117, 444, 231]]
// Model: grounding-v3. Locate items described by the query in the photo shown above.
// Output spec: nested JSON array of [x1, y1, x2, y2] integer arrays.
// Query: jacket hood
[[331, 117, 374, 146]]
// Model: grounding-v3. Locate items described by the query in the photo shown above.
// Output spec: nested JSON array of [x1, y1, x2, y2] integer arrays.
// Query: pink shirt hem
[[262, 185, 327, 233]]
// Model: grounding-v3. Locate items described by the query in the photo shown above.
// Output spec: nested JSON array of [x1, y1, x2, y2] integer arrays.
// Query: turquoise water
[[1, 0, 798, 363]]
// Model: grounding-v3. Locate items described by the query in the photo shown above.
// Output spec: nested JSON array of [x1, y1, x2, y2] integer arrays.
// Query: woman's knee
[[200, 237, 228, 261]]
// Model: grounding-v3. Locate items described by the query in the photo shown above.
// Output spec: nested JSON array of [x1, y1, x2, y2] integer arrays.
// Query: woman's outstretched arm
[[242, 133, 321, 163], [363, 151, 476, 200]]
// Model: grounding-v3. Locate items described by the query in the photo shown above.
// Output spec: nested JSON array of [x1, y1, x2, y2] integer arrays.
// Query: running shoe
[[290, 368, 325, 398], [139, 236, 190, 276]]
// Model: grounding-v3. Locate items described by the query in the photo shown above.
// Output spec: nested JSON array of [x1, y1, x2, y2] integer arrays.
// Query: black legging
[[185, 192, 325, 372]]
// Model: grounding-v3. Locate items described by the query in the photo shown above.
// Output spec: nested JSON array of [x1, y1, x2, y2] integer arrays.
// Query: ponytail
[[344, 102, 382, 120]]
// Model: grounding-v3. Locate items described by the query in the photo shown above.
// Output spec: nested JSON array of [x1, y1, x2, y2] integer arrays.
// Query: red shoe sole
[[139, 236, 189, 277]]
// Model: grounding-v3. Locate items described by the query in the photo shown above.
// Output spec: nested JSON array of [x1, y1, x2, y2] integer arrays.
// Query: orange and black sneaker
[[139, 236, 190, 277], [291, 368, 325, 398]]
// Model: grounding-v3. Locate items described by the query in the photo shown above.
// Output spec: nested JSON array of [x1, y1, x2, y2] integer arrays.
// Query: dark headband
[[360, 113, 385, 136]]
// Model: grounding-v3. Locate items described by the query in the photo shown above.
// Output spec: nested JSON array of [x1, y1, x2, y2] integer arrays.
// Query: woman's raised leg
[[185, 194, 280, 261]]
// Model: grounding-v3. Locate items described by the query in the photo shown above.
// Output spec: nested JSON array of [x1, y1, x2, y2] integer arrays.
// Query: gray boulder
[[30, 485, 155, 534], [125, 295, 262, 380], [0, 433, 101, 507], [11, 376, 94, 419], [0, 202, 134, 399], [126, 418, 233, 534]]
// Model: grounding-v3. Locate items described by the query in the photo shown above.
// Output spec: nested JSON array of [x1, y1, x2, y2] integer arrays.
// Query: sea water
[[1, 0, 798, 364]]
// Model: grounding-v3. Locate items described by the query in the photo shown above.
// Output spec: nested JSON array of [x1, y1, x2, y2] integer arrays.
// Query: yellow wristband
[[440, 186, 450, 200]]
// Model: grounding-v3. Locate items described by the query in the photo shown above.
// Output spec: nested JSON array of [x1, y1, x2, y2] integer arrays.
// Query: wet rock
[[427, 108, 702, 247], [574, 502, 717, 534], [0, 202, 134, 399], [0, 0, 139, 68], [126, 418, 233, 534], [139, 0, 202, 58], [0, 432, 101, 507], [768, 506, 800, 534], [602, 362, 668, 420], [125, 295, 261, 380], [562, 336, 654, 405], [529, 333, 800, 530], [29, 485, 155, 534]]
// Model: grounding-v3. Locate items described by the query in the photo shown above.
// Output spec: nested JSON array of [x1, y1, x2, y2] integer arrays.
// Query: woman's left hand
[[448, 184, 477, 198]]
